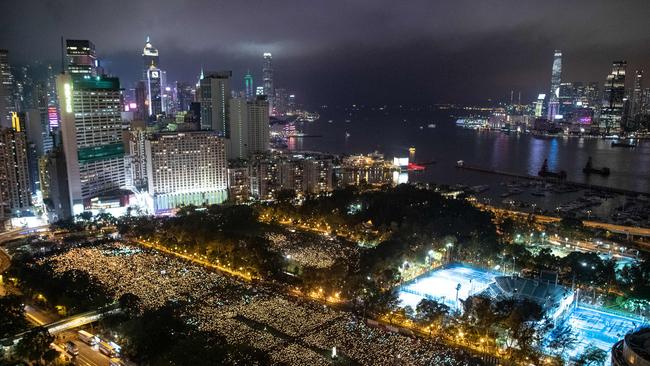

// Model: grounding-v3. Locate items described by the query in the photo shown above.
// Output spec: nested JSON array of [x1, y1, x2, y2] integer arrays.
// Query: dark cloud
[[1, 0, 649, 106]]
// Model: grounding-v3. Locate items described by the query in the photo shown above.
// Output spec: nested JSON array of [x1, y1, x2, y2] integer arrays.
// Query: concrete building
[[247, 95, 270, 154], [145, 131, 228, 213], [56, 73, 126, 215], [600, 61, 627, 134], [65, 40, 97, 76], [0, 123, 31, 218], [199, 71, 232, 134], [0, 49, 14, 128]]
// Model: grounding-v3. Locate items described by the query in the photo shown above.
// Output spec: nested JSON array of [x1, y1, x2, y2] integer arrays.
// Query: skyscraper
[[228, 95, 270, 159], [630, 70, 644, 121], [228, 97, 248, 159], [547, 50, 562, 121], [600, 61, 627, 134], [176, 82, 195, 112], [244, 71, 254, 101], [56, 73, 126, 215], [0, 50, 14, 128], [0, 118, 31, 217], [199, 71, 232, 135], [65, 40, 98, 76], [262, 53, 274, 111], [142, 36, 160, 79], [145, 131, 228, 213], [247, 95, 270, 154], [146, 66, 163, 117]]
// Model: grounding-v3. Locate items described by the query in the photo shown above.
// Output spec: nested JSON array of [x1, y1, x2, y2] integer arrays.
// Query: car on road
[[65, 341, 79, 356]]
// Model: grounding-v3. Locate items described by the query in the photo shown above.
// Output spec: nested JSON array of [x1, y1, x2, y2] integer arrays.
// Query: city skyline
[[1, 0, 650, 106]]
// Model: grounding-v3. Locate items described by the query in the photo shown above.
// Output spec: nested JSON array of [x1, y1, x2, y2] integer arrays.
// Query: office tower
[[227, 166, 250, 204], [126, 129, 148, 190], [176, 82, 195, 112], [134, 81, 147, 120], [557, 82, 576, 119], [228, 97, 248, 159], [229, 95, 270, 159], [274, 88, 289, 116], [256, 86, 264, 96], [56, 73, 126, 215], [199, 71, 232, 134], [0, 120, 31, 217], [145, 131, 228, 213], [0, 50, 14, 128], [40, 147, 71, 221], [574, 82, 600, 110], [534, 94, 546, 118], [642, 88, 650, 115], [262, 53, 274, 111], [142, 36, 160, 79], [547, 50, 562, 121], [146, 66, 163, 117], [14, 65, 36, 111], [600, 61, 627, 134], [65, 40, 98, 76], [244, 71, 254, 101], [248, 95, 270, 154], [630, 70, 644, 120]]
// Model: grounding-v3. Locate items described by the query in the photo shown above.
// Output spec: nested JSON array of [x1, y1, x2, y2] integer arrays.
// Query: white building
[[145, 131, 228, 213], [56, 74, 126, 215]]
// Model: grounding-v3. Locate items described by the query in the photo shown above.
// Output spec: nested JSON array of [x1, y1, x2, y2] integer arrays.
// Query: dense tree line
[[102, 298, 270, 366]]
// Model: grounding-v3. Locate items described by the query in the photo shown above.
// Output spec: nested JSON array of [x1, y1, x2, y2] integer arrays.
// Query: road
[[56, 332, 111, 366]]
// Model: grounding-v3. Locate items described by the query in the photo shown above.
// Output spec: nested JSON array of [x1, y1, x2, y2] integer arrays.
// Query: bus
[[99, 341, 119, 358], [65, 341, 79, 356], [77, 330, 97, 346]]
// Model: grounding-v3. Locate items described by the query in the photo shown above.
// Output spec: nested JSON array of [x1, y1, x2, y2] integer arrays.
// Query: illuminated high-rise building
[[228, 97, 248, 159], [65, 40, 98, 76], [199, 71, 232, 135], [142, 36, 160, 79], [600, 61, 627, 134], [262, 53, 274, 111], [244, 71, 254, 101], [0, 49, 14, 128], [228, 95, 270, 159], [0, 116, 31, 217], [56, 73, 126, 215], [176, 82, 195, 112], [145, 131, 228, 213], [146, 66, 163, 117], [247, 95, 270, 155], [630, 70, 644, 120], [547, 50, 562, 121]]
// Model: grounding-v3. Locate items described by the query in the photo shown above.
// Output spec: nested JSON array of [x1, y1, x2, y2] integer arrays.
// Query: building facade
[[600, 61, 627, 134], [0, 50, 14, 128], [57, 74, 126, 215], [65, 40, 97, 76], [199, 71, 232, 134], [0, 123, 31, 217], [145, 131, 228, 213]]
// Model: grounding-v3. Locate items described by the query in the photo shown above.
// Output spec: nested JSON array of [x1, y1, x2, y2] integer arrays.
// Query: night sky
[[2, 0, 650, 107]]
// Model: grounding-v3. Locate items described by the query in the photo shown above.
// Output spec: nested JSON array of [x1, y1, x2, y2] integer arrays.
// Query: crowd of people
[[265, 231, 358, 269], [39, 242, 481, 365]]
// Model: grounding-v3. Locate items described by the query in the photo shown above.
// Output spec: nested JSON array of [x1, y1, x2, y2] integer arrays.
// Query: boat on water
[[538, 159, 567, 179], [582, 157, 610, 176]]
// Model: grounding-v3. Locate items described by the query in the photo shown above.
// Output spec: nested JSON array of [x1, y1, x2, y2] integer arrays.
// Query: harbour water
[[289, 106, 650, 222]]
